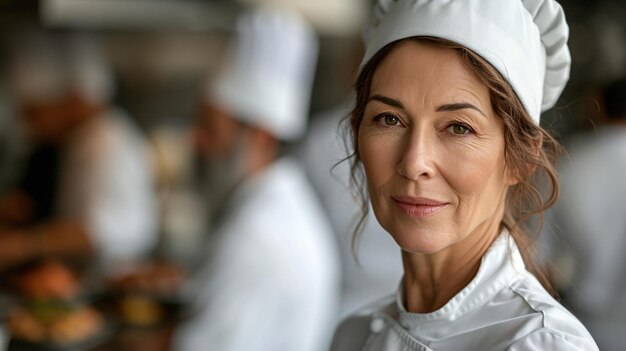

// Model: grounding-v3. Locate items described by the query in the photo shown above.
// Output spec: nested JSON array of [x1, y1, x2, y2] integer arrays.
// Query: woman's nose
[[396, 129, 437, 180]]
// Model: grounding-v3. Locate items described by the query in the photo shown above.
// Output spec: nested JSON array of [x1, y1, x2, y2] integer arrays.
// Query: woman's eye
[[377, 114, 400, 126], [448, 123, 472, 135]]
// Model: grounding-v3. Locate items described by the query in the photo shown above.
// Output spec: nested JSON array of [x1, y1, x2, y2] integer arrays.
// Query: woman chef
[[331, 0, 599, 350]]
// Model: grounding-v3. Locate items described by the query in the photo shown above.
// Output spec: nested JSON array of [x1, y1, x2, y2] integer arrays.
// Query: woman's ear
[[506, 134, 542, 186], [504, 165, 521, 186], [505, 163, 537, 186]]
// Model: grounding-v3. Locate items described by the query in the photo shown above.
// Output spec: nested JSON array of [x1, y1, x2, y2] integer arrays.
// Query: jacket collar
[[395, 231, 527, 331]]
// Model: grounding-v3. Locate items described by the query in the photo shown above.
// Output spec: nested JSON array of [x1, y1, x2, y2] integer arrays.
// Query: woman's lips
[[392, 196, 448, 218]]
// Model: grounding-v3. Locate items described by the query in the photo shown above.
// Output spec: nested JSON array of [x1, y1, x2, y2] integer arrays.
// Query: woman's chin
[[390, 229, 453, 255]]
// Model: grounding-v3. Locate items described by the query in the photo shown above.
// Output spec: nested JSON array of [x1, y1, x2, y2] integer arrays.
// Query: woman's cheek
[[359, 136, 384, 189], [441, 141, 504, 194], [360, 133, 402, 187]]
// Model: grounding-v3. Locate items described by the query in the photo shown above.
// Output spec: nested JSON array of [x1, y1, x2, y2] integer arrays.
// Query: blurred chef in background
[[174, 7, 340, 351], [542, 77, 626, 351], [0, 31, 157, 271]]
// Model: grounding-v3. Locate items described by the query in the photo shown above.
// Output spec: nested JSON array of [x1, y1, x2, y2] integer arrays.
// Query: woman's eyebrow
[[368, 95, 486, 118], [436, 102, 486, 118], [367, 94, 405, 109]]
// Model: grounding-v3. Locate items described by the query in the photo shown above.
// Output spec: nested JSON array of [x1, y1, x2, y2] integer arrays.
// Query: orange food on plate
[[16, 260, 79, 300], [6, 304, 104, 345], [119, 295, 164, 326]]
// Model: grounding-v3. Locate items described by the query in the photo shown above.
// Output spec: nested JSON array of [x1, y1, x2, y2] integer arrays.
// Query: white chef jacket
[[541, 126, 626, 350], [56, 108, 157, 265], [331, 232, 598, 351], [174, 158, 341, 351]]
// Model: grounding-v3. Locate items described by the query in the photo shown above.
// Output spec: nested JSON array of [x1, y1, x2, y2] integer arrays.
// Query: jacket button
[[370, 317, 385, 333]]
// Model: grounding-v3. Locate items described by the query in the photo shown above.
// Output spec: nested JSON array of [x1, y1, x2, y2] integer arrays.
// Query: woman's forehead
[[370, 41, 490, 107]]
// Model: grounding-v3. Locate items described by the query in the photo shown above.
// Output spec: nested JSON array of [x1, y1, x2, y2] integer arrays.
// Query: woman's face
[[358, 40, 517, 254]]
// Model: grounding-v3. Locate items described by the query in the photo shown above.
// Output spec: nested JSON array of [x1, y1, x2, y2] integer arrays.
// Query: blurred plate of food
[[6, 300, 113, 351], [2, 260, 115, 350], [2, 259, 103, 304], [100, 260, 188, 328]]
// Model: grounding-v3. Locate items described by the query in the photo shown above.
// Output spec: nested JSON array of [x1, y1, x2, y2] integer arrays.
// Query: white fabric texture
[[209, 8, 318, 140], [56, 109, 157, 265], [542, 126, 626, 350], [174, 158, 341, 351], [331, 232, 598, 351], [362, 0, 571, 123]]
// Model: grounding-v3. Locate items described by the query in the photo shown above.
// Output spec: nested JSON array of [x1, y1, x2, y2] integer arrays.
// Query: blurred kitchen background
[[0, 0, 625, 350], [0, 0, 366, 261]]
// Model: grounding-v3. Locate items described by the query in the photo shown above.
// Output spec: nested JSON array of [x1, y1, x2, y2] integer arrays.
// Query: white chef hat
[[207, 7, 318, 140], [362, 0, 571, 123], [9, 31, 113, 106]]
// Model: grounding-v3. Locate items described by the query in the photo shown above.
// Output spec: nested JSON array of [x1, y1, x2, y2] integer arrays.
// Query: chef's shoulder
[[507, 278, 599, 350], [508, 328, 598, 351]]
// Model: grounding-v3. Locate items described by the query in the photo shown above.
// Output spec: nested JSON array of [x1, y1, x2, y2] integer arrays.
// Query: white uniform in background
[[332, 233, 597, 351], [7, 32, 158, 266], [542, 126, 626, 350], [298, 102, 403, 318], [175, 7, 341, 351], [175, 158, 340, 351], [57, 108, 157, 264]]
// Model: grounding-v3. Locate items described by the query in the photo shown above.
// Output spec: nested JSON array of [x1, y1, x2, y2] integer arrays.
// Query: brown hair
[[344, 37, 562, 296]]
